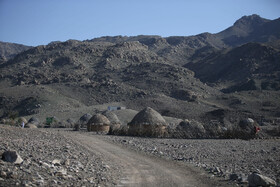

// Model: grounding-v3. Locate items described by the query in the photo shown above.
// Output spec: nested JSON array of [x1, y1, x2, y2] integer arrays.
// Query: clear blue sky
[[0, 0, 279, 46]]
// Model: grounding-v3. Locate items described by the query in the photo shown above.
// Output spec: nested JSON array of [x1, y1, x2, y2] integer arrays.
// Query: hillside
[[0, 14, 279, 130], [0, 41, 32, 62], [186, 42, 280, 92], [215, 14, 280, 46]]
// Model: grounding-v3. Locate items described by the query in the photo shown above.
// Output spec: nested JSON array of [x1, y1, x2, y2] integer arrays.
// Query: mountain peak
[[233, 14, 269, 27]]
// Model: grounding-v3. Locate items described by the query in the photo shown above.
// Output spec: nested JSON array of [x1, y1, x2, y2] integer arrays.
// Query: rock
[[63, 159, 70, 166], [7, 171, 18, 179], [213, 167, 221, 174], [2, 151, 23, 164], [0, 171, 7, 178], [55, 168, 67, 176], [248, 172, 276, 187], [103, 164, 110, 169], [40, 162, 51, 168], [35, 179, 45, 185], [52, 159, 61, 166], [229, 173, 239, 181]]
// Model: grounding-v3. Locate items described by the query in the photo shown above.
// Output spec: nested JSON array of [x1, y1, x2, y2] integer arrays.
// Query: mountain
[[0, 39, 220, 119], [0, 14, 280, 127], [186, 42, 280, 92], [0, 41, 32, 62], [216, 14, 280, 46]]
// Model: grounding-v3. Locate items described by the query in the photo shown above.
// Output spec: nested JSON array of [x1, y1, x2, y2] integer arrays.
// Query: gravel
[[1, 125, 279, 186], [103, 135, 280, 185], [0, 126, 119, 186]]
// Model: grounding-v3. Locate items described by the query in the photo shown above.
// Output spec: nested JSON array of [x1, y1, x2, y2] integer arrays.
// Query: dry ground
[[0, 126, 238, 187]]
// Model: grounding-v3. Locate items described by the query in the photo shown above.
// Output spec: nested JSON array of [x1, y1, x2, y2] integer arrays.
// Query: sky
[[0, 0, 280, 46]]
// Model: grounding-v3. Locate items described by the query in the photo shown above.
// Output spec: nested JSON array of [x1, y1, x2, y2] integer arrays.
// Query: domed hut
[[176, 120, 206, 138], [74, 113, 92, 131], [18, 117, 28, 124], [79, 113, 92, 127], [28, 117, 40, 125], [102, 111, 121, 134], [237, 118, 260, 139], [128, 107, 167, 137], [25, 123, 38, 129], [87, 114, 110, 133], [80, 113, 92, 123]]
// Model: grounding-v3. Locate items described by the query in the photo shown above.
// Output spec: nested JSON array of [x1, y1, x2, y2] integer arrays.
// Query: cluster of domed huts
[[2, 106, 263, 139], [76, 106, 262, 139], [78, 107, 167, 137]]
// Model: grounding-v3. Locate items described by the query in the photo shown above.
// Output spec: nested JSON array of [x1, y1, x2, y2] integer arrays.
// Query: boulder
[[2, 151, 23, 164], [248, 172, 276, 187]]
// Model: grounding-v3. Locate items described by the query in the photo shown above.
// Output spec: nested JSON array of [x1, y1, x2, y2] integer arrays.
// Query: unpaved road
[[0, 126, 235, 186], [61, 130, 233, 187]]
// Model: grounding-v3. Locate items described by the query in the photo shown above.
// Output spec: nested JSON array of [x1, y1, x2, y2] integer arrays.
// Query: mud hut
[[102, 111, 121, 134], [79, 113, 92, 124], [176, 120, 206, 138], [87, 114, 110, 133], [74, 113, 92, 131], [25, 123, 38, 129], [18, 117, 28, 124], [128, 107, 167, 137], [28, 117, 40, 125]]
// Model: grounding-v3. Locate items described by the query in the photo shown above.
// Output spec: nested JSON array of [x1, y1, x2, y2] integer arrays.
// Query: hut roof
[[18, 117, 28, 124], [28, 117, 39, 124], [102, 111, 121, 125], [87, 114, 110, 126], [178, 120, 205, 132], [79, 113, 92, 122], [128, 107, 166, 126]]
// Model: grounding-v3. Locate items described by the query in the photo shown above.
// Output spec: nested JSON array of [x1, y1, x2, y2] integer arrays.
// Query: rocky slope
[[0, 41, 32, 62], [186, 42, 280, 92], [215, 14, 280, 46], [0, 14, 279, 131]]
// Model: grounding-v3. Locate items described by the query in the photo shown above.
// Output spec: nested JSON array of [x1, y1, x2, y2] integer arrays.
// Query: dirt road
[[61, 131, 232, 187]]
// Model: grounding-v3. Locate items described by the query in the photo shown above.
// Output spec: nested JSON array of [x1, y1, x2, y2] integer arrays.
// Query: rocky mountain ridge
[[0, 41, 32, 62], [0, 14, 279, 128]]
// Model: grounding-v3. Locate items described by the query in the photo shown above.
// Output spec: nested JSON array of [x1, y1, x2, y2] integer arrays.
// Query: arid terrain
[[1, 14, 280, 186], [1, 126, 279, 187]]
